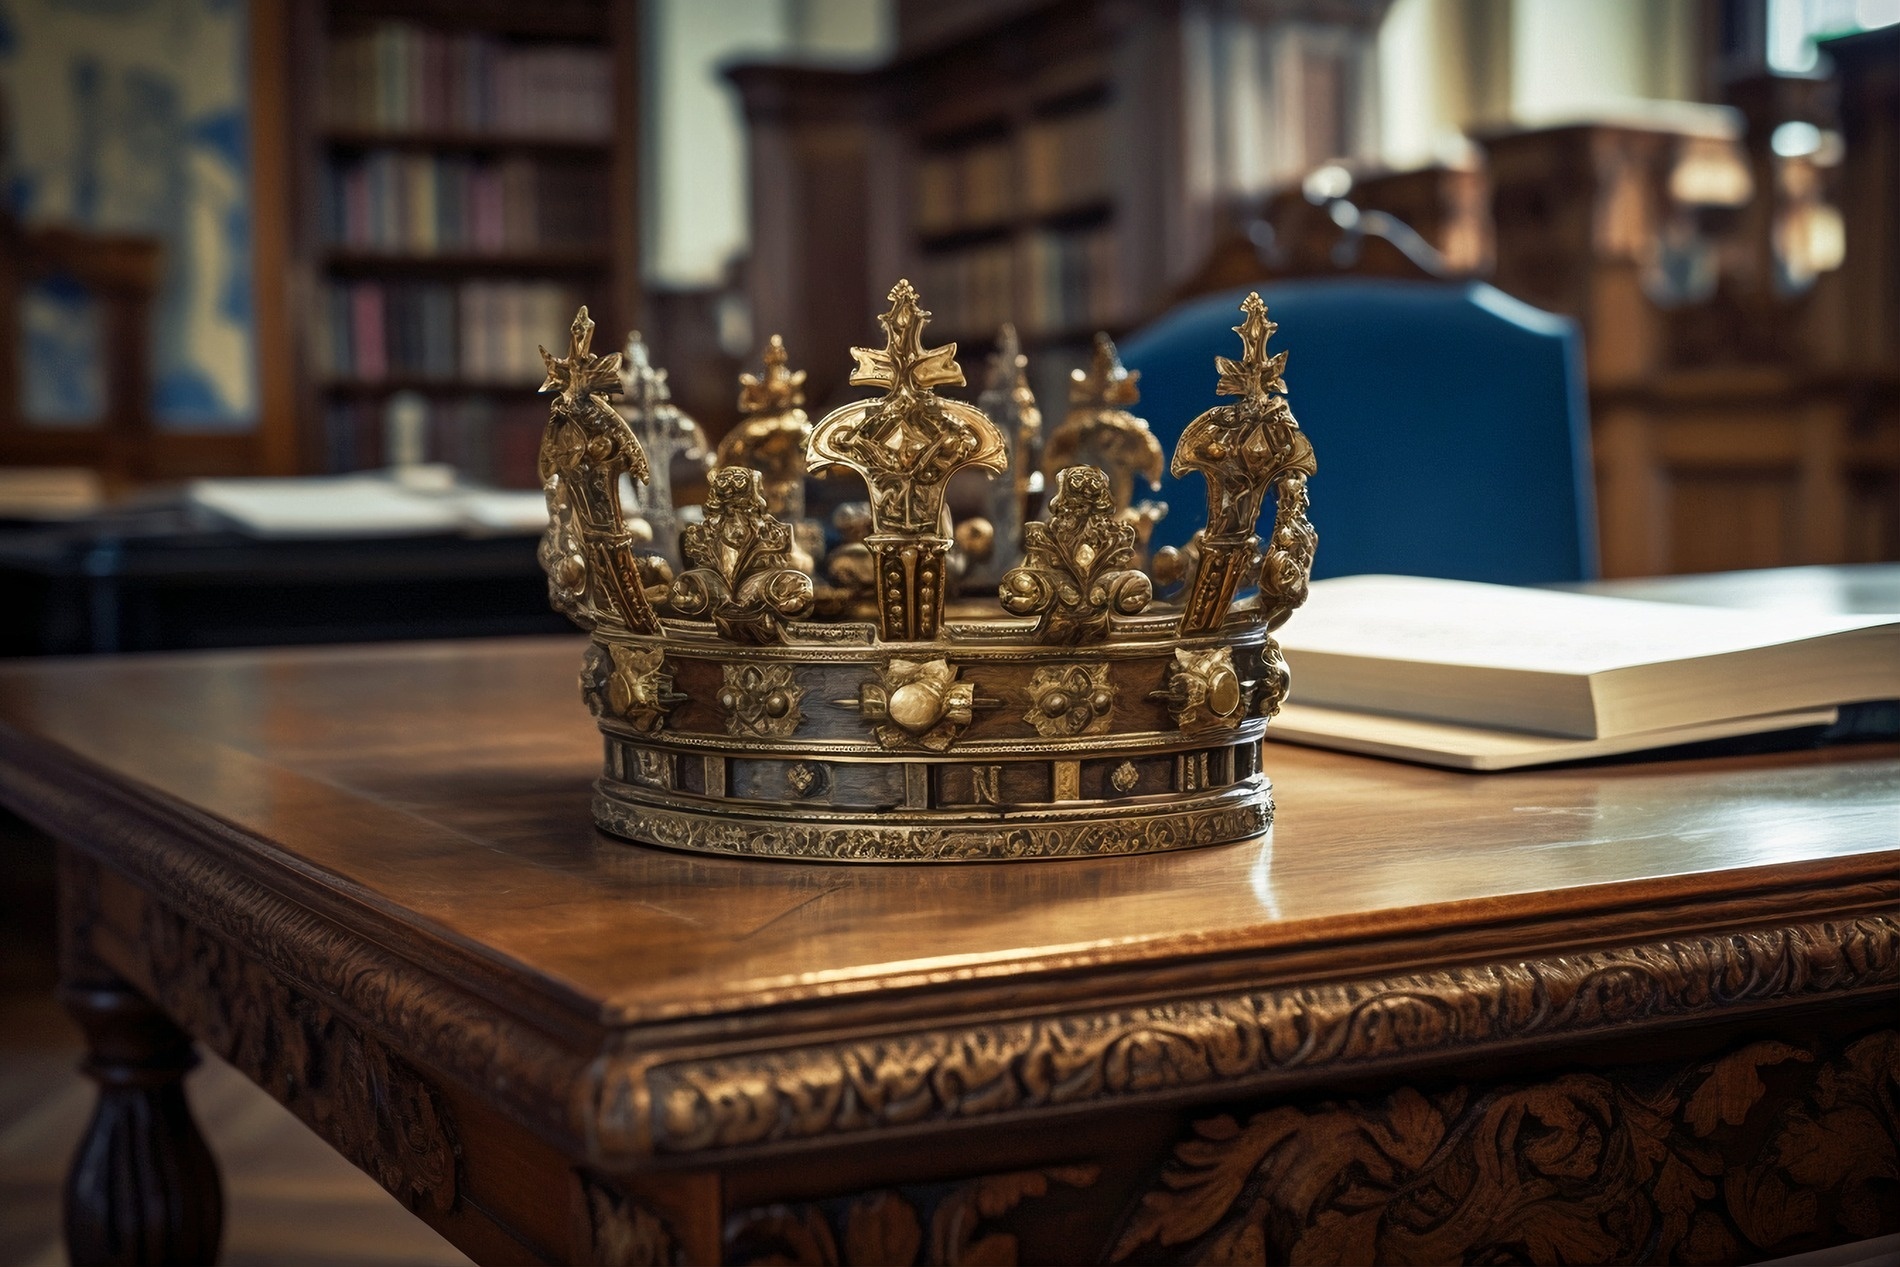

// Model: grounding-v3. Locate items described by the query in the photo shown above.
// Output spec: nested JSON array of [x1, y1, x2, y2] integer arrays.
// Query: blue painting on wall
[[1, 0, 255, 432]]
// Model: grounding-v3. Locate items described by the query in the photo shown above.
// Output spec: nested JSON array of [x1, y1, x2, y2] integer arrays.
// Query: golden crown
[[536, 280, 1317, 862]]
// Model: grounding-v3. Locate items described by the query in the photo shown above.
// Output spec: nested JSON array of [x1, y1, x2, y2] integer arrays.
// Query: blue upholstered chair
[[1117, 278, 1598, 584]]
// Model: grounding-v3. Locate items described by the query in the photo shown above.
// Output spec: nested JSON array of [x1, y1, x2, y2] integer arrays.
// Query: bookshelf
[[254, 0, 641, 486], [728, 0, 1387, 412], [911, 93, 1119, 345]]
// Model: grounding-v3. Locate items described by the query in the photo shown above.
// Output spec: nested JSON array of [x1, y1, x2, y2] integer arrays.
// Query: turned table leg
[[61, 978, 224, 1266]]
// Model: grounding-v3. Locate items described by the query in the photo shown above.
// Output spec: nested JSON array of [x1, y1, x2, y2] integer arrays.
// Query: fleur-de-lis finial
[[738, 334, 808, 415], [620, 331, 672, 413], [1214, 293, 1288, 402], [849, 279, 964, 396], [534, 306, 661, 635], [725, 334, 816, 529], [1069, 331, 1142, 408], [539, 306, 623, 411], [1045, 332, 1166, 566], [965, 322, 1044, 591], [986, 322, 1026, 390], [1170, 292, 1315, 636]]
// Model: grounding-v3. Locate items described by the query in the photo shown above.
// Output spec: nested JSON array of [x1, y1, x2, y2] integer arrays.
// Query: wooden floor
[[0, 818, 470, 1267]]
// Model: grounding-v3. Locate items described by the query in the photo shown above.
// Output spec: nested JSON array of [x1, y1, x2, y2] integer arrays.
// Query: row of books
[[315, 281, 587, 385], [324, 394, 546, 487], [915, 242, 1014, 338], [321, 152, 608, 255], [1018, 225, 1123, 334], [915, 140, 1012, 234], [915, 225, 1122, 337], [326, 22, 613, 139], [1021, 110, 1112, 217], [914, 109, 1110, 235]]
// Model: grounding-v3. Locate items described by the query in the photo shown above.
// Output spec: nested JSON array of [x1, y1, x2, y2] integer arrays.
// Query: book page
[[1279, 575, 1898, 675], [1269, 701, 1840, 771]]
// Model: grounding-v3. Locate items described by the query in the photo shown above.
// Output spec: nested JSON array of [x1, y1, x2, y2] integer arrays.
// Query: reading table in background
[[0, 508, 567, 655], [3, 598, 1899, 1262]]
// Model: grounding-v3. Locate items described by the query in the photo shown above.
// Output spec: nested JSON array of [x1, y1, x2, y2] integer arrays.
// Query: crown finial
[[539, 306, 623, 410], [985, 322, 1025, 386], [535, 306, 661, 635], [1214, 292, 1287, 402], [671, 466, 814, 644], [849, 279, 965, 395], [1171, 292, 1315, 636], [810, 280, 1006, 639], [965, 322, 1043, 591], [618, 331, 709, 573], [620, 331, 672, 411], [738, 334, 807, 415], [1045, 333, 1166, 567], [1003, 465, 1152, 643], [723, 335, 817, 536], [1069, 332, 1141, 407]]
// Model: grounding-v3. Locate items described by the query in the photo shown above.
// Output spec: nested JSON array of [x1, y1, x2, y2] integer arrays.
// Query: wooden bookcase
[[253, 0, 641, 484], [728, 0, 1387, 413]]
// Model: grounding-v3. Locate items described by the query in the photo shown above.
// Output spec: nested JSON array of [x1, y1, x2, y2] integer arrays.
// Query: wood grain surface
[[6, 636, 1900, 1262], [2, 638, 1896, 1031]]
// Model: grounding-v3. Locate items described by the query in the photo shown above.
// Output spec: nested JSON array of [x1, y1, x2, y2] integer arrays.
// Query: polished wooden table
[[4, 636, 1899, 1264]]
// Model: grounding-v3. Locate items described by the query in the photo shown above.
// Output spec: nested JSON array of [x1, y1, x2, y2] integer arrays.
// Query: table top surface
[[3, 628, 1896, 1040]]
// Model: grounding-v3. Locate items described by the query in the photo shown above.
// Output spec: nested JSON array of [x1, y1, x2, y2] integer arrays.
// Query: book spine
[[322, 23, 612, 140], [321, 150, 611, 256]]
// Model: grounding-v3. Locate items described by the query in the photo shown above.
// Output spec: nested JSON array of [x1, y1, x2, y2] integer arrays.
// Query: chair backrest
[[1117, 278, 1598, 584]]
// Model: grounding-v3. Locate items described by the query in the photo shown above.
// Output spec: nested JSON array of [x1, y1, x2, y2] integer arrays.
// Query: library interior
[[2, 1, 1900, 1264]]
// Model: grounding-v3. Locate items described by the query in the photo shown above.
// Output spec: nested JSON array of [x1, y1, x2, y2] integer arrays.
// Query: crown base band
[[593, 777, 1273, 863]]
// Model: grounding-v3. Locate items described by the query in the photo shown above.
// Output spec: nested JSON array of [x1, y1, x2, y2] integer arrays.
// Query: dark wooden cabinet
[[1480, 97, 1900, 577]]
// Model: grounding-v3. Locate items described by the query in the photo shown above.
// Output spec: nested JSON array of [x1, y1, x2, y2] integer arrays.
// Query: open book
[[1270, 575, 1900, 770]]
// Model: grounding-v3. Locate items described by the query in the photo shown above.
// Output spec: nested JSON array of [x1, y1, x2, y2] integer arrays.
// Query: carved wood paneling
[[579, 1173, 685, 1267], [726, 1165, 1099, 1266], [35, 773, 599, 1161], [133, 889, 460, 1217], [1111, 1028, 1900, 1264], [631, 914, 1900, 1158]]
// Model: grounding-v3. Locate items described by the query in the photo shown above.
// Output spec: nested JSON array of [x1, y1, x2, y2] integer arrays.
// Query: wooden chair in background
[[0, 218, 162, 489], [1121, 275, 1597, 586]]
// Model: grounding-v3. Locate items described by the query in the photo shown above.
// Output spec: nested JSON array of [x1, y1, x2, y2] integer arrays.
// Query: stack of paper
[[188, 472, 548, 539], [1270, 575, 1900, 770]]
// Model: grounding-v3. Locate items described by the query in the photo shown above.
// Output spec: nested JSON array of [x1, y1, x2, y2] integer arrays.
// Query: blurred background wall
[[0, 0, 1893, 579], [0, 0, 253, 430]]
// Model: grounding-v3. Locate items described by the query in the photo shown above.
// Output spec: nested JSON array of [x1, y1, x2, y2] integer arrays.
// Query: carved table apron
[[2, 640, 1898, 1265]]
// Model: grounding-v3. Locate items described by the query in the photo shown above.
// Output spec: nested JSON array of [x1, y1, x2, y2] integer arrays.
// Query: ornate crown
[[536, 281, 1317, 862]]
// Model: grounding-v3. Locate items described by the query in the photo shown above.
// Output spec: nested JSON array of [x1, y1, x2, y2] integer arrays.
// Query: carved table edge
[[607, 908, 1900, 1163], [0, 737, 611, 1166], [8, 726, 1900, 1174]]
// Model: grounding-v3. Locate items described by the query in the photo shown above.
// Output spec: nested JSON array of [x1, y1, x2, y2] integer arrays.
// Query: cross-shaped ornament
[[809, 280, 1007, 640], [1213, 292, 1288, 403], [539, 306, 623, 414], [847, 279, 964, 397]]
